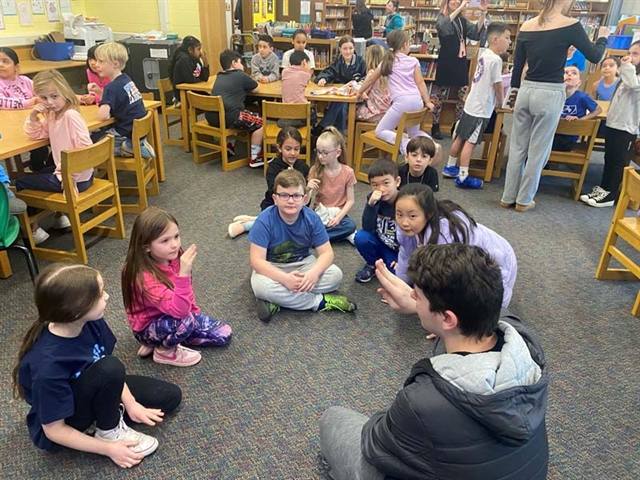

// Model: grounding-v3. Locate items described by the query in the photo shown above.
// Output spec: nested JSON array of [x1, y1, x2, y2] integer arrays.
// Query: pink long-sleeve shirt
[[23, 108, 93, 187], [126, 256, 200, 332], [0, 75, 34, 109], [86, 68, 111, 104]]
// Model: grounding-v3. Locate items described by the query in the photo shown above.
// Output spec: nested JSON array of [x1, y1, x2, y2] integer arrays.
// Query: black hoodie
[[171, 50, 210, 102]]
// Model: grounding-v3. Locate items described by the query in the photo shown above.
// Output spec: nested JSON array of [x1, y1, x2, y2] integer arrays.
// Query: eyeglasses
[[275, 193, 305, 201], [314, 148, 339, 157]]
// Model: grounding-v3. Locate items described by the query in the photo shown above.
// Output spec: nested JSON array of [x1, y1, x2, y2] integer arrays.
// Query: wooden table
[[0, 100, 164, 279], [176, 78, 359, 165]]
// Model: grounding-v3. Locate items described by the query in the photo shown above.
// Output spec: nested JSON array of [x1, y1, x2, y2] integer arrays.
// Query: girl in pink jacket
[[122, 207, 233, 368]]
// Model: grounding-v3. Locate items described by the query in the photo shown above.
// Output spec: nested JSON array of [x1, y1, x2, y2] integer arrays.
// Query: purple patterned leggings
[[134, 313, 232, 348]]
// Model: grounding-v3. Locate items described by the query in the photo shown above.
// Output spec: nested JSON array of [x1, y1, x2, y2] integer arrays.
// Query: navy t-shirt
[[248, 205, 329, 264], [101, 73, 147, 138], [559, 90, 598, 143], [18, 319, 117, 450]]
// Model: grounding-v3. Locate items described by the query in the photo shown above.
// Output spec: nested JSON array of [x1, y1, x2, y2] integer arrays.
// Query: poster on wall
[[1, 0, 17, 16], [17, 1, 32, 26], [45, 0, 58, 22], [0, 11, 5, 29], [30, 0, 43, 14], [59, 0, 70, 14], [300, 0, 310, 24]]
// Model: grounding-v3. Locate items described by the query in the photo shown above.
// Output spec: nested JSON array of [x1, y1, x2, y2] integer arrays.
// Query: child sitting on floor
[[398, 136, 439, 191], [248, 169, 356, 323]]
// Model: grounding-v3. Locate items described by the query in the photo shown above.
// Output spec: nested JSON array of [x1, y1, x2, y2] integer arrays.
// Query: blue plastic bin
[[34, 42, 74, 61], [606, 35, 633, 50]]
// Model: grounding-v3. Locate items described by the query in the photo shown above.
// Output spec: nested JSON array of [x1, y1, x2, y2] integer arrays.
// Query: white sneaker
[[346, 232, 356, 245], [94, 406, 158, 457], [51, 214, 71, 229], [32, 227, 50, 245]]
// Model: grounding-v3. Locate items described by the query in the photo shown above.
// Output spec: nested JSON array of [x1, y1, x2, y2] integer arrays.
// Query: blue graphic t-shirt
[[18, 318, 116, 450], [559, 89, 598, 142], [100, 73, 147, 138], [248, 205, 329, 263]]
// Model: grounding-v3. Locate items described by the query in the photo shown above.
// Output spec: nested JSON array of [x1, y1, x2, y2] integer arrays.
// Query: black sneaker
[[431, 123, 443, 140], [354, 265, 376, 283], [256, 298, 280, 322], [580, 185, 604, 204], [587, 189, 614, 208]]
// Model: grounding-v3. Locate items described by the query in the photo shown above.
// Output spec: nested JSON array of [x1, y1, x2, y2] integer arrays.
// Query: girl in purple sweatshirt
[[122, 207, 232, 368], [395, 183, 517, 307]]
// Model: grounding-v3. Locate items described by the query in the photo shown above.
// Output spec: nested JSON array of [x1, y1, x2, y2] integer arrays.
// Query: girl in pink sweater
[[16, 70, 94, 245], [122, 207, 233, 368], [79, 45, 111, 105], [0, 47, 37, 109]]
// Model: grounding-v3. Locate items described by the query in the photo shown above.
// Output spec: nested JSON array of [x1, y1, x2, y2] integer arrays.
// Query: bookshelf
[[271, 36, 339, 71], [324, 2, 354, 36]]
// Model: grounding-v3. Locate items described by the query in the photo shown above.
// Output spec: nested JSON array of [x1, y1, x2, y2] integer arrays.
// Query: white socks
[[250, 144, 261, 160], [459, 166, 469, 180], [447, 155, 458, 167]]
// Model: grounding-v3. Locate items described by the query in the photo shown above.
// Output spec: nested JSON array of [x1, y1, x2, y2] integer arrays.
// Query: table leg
[[151, 109, 166, 182], [180, 89, 191, 153], [346, 103, 356, 167], [0, 251, 12, 279], [485, 112, 504, 182]]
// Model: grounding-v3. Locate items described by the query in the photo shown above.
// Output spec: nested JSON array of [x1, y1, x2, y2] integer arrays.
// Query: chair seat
[[193, 119, 245, 136], [17, 178, 116, 209], [617, 218, 640, 251], [265, 124, 310, 138]]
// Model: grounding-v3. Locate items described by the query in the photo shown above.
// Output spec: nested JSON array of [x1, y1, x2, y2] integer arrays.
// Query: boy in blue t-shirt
[[552, 65, 602, 151], [354, 158, 401, 284], [95, 42, 154, 158], [247, 170, 357, 322]]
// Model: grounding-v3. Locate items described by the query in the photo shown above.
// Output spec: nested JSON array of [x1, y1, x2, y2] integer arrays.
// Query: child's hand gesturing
[[179, 244, 197, 276], [29, 102, 48, 121], [368, 190, 382, 206]]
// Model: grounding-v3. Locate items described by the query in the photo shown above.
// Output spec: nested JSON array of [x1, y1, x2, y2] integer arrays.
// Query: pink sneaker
[[137, 344, 154, 357], [153, 345, 202, 367]]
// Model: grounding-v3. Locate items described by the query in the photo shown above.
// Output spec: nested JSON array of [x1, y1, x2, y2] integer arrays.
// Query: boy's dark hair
[[275, 169, 306, 192], [169, 35, 202, 84], [258, 34, 274, 48], [406, 136, 436, 157], [290, 50, 310, 66], [368, 157, 398, 181], [219, 49, 242, 70], [487, 22, 510, 40], [499, 52, 510, 64], [293, 29, 308, 41], [407, 244, 503, 340], [0, 47, 19, 65]]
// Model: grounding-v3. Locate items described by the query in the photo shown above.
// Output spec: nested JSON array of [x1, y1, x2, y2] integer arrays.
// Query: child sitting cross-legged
[[206, 49, 265, 168], [398, 136, 439, 191], [248, 169, 357, 323], [353, 158, 401, 283]]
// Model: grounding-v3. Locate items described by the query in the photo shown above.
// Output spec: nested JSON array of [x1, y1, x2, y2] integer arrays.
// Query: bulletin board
[[252, 0, 275, 25]]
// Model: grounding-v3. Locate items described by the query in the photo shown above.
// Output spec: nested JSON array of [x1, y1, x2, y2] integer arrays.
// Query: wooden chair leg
[[68, 212, 88, 264], [0, 251, 12, 278]]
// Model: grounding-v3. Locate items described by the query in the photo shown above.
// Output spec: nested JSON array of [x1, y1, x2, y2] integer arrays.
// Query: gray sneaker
[[94, 405, 158, 457]]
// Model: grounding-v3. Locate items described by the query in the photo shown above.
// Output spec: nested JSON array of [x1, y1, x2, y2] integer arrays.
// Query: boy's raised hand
[[368, 190, 383, 206], [179, 244, 197, 277], [375, 259, 417, 315], [621, 56, 631, 65]]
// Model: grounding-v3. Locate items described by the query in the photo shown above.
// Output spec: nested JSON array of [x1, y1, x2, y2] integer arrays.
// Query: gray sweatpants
[[502, 80, 566, 206], [250, 255, 343, 311], [319, 406, 385, 480]]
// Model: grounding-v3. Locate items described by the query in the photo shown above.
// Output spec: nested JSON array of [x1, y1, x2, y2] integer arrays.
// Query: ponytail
[[381, 29, 409, 77], [12, 319, 46, 399]]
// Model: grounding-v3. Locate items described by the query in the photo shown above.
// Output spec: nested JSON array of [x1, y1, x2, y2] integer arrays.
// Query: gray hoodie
[[606, 62, 640, 135], [250, 51, 280, 83], [362, 311, 549, 480]]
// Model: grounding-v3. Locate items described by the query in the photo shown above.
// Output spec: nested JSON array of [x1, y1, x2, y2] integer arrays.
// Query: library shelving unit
[[324, 1, 354, 37], [271, 36, 339, 70]]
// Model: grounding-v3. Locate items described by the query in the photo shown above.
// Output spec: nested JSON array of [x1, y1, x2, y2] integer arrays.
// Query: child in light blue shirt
[[1, 165, 26, 214]]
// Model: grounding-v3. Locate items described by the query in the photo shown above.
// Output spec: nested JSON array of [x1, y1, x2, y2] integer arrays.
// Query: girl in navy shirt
[[12, 263, 181, 468]]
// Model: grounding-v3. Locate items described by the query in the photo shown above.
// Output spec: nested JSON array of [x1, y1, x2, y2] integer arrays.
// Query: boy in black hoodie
[[168, 35, 210, 105]]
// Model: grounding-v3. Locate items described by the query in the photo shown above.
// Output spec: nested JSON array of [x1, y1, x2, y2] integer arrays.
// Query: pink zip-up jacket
[[0, 75, 34, 109], [126, 255, 200, 332], [86, 68, 111, 104], [23, 108, 93, 191]]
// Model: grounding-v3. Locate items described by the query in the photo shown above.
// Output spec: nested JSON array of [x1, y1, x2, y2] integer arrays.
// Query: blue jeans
[[354, 230, 397, 269], [320, 102, 347, 132], [327, 215, 356, 242], [16, 166, 93, 193]]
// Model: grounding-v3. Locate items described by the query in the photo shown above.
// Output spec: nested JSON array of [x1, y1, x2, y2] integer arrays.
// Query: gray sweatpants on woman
[[319, 406, 385, 480], [502, 80, 566, 206], [251, 255, 343, 311]]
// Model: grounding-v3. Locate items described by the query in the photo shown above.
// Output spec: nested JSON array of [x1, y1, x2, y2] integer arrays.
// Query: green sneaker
[[320, 294, 357, 313], [256, 298, 280, 322]]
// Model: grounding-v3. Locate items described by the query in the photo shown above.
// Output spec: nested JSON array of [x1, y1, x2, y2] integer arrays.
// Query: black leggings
[[66, 356, 182, 431], [602, 126, 636, 197]]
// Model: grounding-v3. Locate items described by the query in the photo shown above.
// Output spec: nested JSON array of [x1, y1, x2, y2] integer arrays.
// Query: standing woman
[[500, 0, 609, 212], [383, 1, 403, 38], [431, 0, 487, 140], [352, 0, 374, 40]]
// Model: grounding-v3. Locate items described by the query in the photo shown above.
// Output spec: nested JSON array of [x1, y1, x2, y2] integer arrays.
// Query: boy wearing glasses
[[248, 170, 357, 323]]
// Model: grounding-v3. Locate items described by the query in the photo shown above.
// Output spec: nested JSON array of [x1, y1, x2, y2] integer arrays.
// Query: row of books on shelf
[[419, 60, 437, 78]]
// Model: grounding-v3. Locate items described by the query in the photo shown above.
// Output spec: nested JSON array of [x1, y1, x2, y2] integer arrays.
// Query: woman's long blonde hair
[[366, 44, 387, 90], [32, 69, 79, 111]]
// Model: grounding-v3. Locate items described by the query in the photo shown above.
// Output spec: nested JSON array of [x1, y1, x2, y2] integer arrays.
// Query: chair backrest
[[397, 107, 428, 133], [553, 118, 600, 138], [158, 77, 173, 105], [0, 185, 10, 248], [187, 92, 226, 128], [262, 101, 311, 121], [141, 92, 154, 101], [131, 111, 154, 143], [620, 167, 640, 209], [60, 136, 115, 193]]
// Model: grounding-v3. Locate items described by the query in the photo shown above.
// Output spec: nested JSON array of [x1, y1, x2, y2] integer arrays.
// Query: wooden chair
[[596, 167, 640, 316], [469, 132, 508, 182], [541, 118, 601, 200], [261, 101, 311, 175], [0, 186, 38, 282], [158, 78, 184, 147], [16, 136, 125, 264], [187, 91, 251, 171], [113, 111, 159, 213], [354, 108, 428, 183]]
